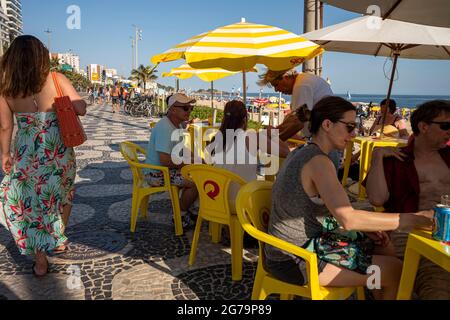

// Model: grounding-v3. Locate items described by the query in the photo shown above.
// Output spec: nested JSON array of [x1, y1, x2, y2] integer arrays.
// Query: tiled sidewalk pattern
[[0, 103, 258, 300]]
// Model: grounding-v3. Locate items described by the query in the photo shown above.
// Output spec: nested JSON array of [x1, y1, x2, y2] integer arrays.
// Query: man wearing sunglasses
[[366, 100, 450, 299], [144, 93, 199, 228]]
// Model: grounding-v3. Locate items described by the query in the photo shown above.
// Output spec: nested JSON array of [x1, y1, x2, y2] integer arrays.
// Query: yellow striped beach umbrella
[[152, 18, 323, 102], [162, 64, 257, 124], [162, 64, 256, 82]]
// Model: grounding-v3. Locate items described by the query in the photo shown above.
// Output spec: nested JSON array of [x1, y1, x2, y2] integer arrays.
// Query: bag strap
[[51, 72, 64, 98]]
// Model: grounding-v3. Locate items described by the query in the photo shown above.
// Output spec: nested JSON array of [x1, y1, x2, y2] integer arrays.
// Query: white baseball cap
[[168, 93, 196, 108]]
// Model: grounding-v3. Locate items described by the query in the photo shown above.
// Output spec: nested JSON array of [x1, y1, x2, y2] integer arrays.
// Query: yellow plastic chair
[[287, 138, 306, 148], [181, 164, 247, 281], [120, 141, 184, 236], [235, 180, 365, 300]]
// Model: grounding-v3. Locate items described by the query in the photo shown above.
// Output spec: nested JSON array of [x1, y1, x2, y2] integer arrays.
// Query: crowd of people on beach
[[0, 35, 449, 300]]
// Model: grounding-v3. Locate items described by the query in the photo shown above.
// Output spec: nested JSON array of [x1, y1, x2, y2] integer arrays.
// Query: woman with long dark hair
[[209, 100, 289, 199], [0, 35, 87, 276]]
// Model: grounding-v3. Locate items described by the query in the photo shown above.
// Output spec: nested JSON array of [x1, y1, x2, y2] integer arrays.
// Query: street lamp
[[44, 28, 52, 53], [130, 36, 135, 70], [132, 25, 143, 68]]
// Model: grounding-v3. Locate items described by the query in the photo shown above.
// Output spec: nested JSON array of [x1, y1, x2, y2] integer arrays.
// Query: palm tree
[[130, 64, 158, 90], [50, 57, 60, 71]]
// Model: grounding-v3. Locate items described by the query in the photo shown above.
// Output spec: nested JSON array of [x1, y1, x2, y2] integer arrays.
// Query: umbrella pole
[[380, 52, 400, 139], [211, 81, 217, 126], [242, 71, 247, 106]]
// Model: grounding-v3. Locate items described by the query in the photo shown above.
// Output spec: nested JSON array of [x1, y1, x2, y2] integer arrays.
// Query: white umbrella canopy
[[321, 0, 450, 28], [302, 15, 450, 136], [301, 16, 450, 59]]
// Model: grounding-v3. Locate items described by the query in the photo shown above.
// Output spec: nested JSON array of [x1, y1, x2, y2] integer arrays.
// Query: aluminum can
[[432, 205, 450, 242]]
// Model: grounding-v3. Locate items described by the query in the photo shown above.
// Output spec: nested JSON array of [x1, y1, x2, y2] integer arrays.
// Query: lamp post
[[44, 28, 52, 53], [132, 25, 143, 68], [130, 36, 135, 70]]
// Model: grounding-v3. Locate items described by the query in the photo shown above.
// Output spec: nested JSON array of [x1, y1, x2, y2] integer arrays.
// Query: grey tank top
[[265, 143, 331, 262]]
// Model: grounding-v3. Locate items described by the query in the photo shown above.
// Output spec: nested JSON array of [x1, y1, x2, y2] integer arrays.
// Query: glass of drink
[[441, 195, 450, 207]]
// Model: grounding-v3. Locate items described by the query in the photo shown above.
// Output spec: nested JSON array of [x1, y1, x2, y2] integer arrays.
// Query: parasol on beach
[[321, 0, 450, 28], [302, 15, 450, 137], [162, 64, 257, 124], [152, 18, 323, 104]]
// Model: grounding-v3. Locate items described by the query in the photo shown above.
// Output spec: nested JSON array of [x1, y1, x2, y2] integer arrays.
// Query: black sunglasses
[[338, 120, 357, 133], [174, 105, 193, 112], [429, 121, 450, 131]]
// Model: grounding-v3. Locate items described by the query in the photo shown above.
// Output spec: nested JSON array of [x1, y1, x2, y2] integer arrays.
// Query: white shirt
[[291, 73, 333, 111]]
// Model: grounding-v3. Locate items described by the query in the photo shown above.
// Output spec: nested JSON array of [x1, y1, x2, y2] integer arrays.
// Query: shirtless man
[[366, 100, 450, 299]]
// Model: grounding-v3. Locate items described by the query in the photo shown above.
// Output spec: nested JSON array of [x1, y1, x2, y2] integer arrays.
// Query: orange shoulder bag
[[51, 72, 87, 147]]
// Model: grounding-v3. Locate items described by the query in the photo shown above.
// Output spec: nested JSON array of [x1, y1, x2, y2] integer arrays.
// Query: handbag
[[51, 72, 87, 147]]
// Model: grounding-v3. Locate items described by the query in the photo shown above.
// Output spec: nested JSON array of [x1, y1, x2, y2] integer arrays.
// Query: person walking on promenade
[[266, 96, 433, 300], [111, 85, 120, 113], [0, 35, 87, 277]]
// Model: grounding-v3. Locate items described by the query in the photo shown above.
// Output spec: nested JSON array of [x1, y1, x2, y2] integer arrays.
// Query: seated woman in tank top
[[207, 100, 290, 202], [265, 96, 433, 300]]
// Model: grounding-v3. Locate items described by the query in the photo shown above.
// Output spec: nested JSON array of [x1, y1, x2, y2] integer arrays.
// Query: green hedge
[[190, 106, 262, 130]]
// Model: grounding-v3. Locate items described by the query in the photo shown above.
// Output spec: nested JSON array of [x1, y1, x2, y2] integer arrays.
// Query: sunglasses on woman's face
[[338, 120, 357, 133], [429, 121, 450, 131]]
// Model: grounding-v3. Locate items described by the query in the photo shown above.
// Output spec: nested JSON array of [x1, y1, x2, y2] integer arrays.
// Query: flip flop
[[32, 263, 48, 277], [52, 242, 70, 255]]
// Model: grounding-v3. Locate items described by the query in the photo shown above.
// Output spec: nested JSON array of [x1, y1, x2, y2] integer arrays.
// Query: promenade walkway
[[0, 103, 258, 300]]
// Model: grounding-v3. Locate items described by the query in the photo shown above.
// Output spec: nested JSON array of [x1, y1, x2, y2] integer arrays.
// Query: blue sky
[[23, 0, 450, 95]]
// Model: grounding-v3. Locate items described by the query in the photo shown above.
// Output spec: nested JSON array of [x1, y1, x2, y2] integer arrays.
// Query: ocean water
[[244, 93, 450, 109]]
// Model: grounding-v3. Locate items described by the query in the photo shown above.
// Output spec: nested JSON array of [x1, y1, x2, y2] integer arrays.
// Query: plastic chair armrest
[[132, 162, 172, 185]]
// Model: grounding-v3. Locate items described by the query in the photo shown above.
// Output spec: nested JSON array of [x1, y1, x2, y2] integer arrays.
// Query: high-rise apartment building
[[2, 0, 22, 42], [87, 64, 104, 83], [52, 52, 81, 73], [0, 3, 9, 55]]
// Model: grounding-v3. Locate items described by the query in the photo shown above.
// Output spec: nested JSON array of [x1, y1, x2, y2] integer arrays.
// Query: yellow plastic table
[[397, 229, 450, 300], [341, 136, 408, 199]]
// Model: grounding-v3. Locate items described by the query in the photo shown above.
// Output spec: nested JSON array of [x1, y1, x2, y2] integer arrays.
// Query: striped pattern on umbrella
[[152, 20, 324, 71], [162, 64, 257, 82]]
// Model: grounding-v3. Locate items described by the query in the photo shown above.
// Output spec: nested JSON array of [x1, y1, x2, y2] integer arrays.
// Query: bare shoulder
[[55, 72, 71, 85], [301, 153, 335, 179]]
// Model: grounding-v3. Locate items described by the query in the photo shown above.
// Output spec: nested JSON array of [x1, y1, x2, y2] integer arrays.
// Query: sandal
[[32, 263, 49, 277], [52, 245, 68, 254], [52, 241, 70, 255]]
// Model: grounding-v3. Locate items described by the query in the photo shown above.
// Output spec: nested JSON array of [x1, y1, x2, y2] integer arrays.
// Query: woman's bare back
[[5, 73, 60, 113]]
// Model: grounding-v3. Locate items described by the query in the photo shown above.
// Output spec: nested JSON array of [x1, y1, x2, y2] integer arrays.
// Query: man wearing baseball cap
[[144, 93, 198, 228]]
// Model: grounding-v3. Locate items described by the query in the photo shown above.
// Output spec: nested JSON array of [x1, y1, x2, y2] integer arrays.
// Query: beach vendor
[[258, 69, 339, 169], [365, 100, 450, 299]]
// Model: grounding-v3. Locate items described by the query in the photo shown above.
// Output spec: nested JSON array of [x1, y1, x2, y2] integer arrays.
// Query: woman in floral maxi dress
[[0, 36, 87, 276]]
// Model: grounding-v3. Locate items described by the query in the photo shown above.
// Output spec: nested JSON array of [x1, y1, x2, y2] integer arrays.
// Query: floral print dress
[[0, 112, 76, 255]]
